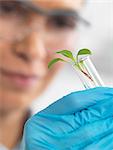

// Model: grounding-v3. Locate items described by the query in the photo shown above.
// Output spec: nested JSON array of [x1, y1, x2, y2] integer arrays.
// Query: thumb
[[39, 87, 113, 115]]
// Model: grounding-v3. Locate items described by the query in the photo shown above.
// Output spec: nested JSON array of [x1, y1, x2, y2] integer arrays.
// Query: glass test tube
[[73, 56, 105, 89]]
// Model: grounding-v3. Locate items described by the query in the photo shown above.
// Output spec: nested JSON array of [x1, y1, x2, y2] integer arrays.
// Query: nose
[[13, 32, 47, 62]]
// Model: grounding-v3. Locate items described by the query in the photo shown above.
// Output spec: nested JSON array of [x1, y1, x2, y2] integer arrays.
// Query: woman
[[0, 0, 113, 150]]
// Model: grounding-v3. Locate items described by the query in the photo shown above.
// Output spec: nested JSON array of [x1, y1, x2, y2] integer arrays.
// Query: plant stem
[[81, 70, 94, 82], [74, 63, 94, 82]]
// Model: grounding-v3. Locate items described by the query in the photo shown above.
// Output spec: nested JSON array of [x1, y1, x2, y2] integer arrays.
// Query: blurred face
[[0, 0, 82, 114]]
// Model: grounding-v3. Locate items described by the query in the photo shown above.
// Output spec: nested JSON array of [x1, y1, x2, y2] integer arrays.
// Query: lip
[[0, 68, 39, 89]]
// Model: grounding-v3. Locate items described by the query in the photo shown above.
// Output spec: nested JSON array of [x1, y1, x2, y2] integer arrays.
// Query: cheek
[[45, 30, 78, 54]]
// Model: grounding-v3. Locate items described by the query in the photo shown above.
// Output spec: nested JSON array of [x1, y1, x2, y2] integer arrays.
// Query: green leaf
[[56, 50, 75, 62], [76, 48, 92, 62], [48, 58, 65, 69], [77, 48, 92, 56]]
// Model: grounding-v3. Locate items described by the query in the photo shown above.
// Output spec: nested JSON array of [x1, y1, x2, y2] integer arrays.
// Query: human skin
[[0, 0, 82, 149]]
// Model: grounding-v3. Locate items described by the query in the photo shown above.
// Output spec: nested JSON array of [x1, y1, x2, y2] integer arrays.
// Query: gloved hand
[[23, 87, 113, 150]]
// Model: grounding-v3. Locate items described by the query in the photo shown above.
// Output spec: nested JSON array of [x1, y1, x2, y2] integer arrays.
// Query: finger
[[36, 96, 113, 134], [73, 97, 113, 127], [83, 132, 113, 150], [68, 117, 113, 150], [24, 115, 113, 150], [39, 87, 113, 115], [23, 116, 56, 150]]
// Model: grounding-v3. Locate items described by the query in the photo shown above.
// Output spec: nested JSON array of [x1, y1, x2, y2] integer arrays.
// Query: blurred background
[[32, 0, 113, 113]]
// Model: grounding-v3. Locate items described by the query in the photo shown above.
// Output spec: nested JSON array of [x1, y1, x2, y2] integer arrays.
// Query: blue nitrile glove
[[23, 87, 113, 150]]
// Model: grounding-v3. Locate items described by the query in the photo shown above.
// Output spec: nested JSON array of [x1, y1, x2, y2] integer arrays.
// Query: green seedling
[[48, 48, 93, 81]]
